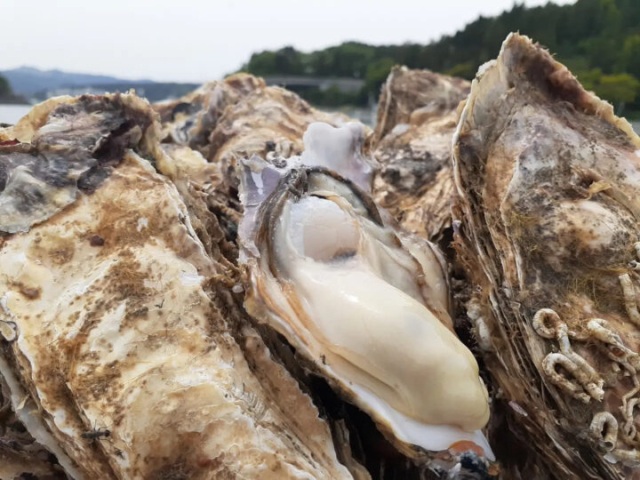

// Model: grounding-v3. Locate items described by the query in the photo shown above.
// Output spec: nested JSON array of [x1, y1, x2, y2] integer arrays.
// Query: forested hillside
[[242, 0, 640, 114], [0, 74, 27, 104]]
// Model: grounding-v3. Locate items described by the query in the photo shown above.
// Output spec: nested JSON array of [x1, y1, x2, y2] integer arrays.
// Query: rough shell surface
[[0, 93, 353, 480], [153, 73, 264, 156], [208, 85, 353, 183], [372, 67, 469, 242], [453, 33, 640, 479]]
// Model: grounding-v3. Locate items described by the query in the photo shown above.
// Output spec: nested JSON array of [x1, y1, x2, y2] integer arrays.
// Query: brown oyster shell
[[373, 66, 469, 242], [453, 33, 640, 479], [207, 85, 352, 181], [0, 93, 353, 479], [153, 73, 264, 156]]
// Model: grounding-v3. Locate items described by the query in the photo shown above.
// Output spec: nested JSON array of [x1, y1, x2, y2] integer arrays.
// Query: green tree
[[620, 35, 640, 78], [0, 75, 11, 97], [245, 51, 278, 76], [365, 58, 395, 96], [595, 73, 640, 107], [446, 62, 477, 80]]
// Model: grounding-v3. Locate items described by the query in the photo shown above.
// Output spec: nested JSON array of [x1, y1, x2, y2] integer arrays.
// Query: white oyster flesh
[[276, 194, 491, 453], [300, 122, 375, 192], [239, 122, 493, 459]]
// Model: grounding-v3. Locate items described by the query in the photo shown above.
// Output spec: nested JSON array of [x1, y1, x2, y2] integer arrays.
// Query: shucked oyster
[[453, 33, 640, 479], [0, 93, 353, 479], [239, 122, 494, 471]]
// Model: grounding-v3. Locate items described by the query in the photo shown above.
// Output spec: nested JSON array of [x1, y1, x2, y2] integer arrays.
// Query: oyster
[[207, 85, 351, 181], [0, 93, 353, 479], [453, 33, 640, 478], [373, 67, 469, 242], [154, 73, 264, 156], [238, 121, 494, 472]]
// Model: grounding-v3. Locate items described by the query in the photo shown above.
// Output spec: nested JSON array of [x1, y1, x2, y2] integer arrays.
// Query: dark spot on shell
[[16, 283, 41, 300], [89, 235, 105, 247]]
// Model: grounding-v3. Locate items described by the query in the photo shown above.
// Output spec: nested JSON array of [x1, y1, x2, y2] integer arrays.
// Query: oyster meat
[[454, 33, 640, 479], [373, 66, 469, 242], [239, 122, 494, 471], [0, 94, 353, 479]]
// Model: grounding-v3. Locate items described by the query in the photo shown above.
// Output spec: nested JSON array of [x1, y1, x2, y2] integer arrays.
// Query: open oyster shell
[[0, 93, 353, 479], [373, 67, 469, 242], [238, 121, 495, 473], [453, 33, 640, 479]]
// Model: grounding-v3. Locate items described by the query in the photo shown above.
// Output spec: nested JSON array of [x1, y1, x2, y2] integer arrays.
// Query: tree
[[595, 73, 640, 108], [245, 51, 278, 76], [365, 58, 395, 96], [620, 35, 640, 78], [0, 75, 12, 97]]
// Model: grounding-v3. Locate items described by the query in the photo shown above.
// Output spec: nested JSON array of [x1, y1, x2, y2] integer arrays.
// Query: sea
[[1, 103, 639, 133]]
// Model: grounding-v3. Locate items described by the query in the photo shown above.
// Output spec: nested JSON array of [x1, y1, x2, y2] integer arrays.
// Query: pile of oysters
[[1, 33, 640, 480]]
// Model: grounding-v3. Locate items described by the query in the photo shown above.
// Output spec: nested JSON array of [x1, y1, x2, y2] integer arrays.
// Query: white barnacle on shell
[[238, 122, 493, 459]]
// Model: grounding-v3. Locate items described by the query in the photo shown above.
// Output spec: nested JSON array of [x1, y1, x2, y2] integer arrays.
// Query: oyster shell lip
[[239, 121, 493, 462], [335, 375, 494, 461]]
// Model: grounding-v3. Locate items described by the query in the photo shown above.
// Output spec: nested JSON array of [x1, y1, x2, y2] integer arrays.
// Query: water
[[0, 104, 32, 125]]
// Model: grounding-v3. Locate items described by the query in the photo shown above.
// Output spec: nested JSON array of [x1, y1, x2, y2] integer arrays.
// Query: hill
[[242, 0, 640, 115], [1, 66, 154, 97], [0, 67, 198, 103]]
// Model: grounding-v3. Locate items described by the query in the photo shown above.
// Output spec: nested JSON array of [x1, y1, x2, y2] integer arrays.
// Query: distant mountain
[[0, 67, 199, 102], [1, 66, 154, 96]]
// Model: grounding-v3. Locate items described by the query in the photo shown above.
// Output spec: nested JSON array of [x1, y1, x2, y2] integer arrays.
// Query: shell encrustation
[[453, 33, 640, 479], [239, 122, 492, 461]]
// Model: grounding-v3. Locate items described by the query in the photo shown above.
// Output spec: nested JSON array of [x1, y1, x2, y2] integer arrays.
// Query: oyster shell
[[154, 73, 264, 156], [0, 93, 353, 479], [208, 85, 352, 182], [373, 67, 469, 242], [238, 122, 494, 468], [0, 376, 66, 479], [453, 33, 640, 479]]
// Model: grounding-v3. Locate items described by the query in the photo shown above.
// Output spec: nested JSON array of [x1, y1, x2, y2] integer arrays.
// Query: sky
[[2, 0, 575, 83]]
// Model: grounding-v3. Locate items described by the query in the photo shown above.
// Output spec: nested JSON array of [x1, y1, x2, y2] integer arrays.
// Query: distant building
[[264, 76, 364, 93]]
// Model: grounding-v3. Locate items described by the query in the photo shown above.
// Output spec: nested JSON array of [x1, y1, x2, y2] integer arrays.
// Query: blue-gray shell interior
[[0, 95, 155, 234]]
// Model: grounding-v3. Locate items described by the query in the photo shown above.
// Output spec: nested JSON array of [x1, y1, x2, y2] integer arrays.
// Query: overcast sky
[[3, 0, 575, 82]]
